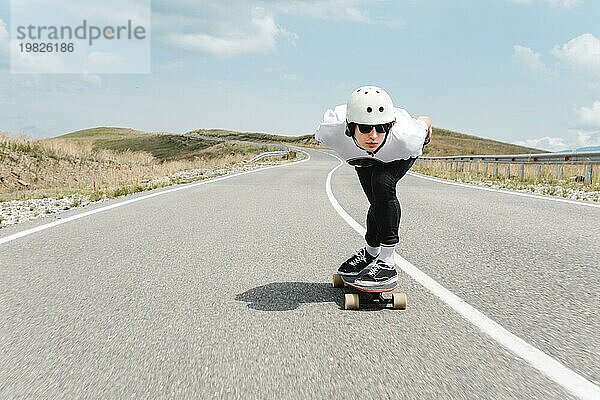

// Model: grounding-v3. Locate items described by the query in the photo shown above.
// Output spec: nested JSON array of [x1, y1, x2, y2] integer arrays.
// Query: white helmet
[[346, 85, 395, 125]]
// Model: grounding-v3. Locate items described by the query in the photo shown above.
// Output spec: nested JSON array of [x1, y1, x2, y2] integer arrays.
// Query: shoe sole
[[353, 275, 398, 288], [337, 271, 361, 277], [344, 280, 396, 293]]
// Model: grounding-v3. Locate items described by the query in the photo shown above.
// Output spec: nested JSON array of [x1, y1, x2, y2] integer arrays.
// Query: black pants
[[355, 158, 417, 247]]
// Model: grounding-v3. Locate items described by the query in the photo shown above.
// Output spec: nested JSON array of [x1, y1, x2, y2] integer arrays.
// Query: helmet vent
[[379, 107, 384, 112], [366, 107, 372, 113], [376, 91, 380, 93], [364, 91, 368, 94]]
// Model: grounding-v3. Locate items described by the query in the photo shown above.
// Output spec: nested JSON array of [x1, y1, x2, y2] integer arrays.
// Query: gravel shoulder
[[0, 157, 301, 229], [409, 171, 599, 203]]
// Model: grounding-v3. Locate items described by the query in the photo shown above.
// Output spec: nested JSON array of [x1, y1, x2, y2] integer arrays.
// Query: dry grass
[[422, 128, 543, 156], [187, 129, 322, 147], [41, 138, 156, 164], [413, 159, 600, 193], [0, 134, 286, 201]]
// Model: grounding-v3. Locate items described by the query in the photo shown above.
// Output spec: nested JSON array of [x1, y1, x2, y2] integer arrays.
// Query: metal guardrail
[[246, 151, 290, 163], [417, 151, 599, 185], [420, 151, 600, 164]]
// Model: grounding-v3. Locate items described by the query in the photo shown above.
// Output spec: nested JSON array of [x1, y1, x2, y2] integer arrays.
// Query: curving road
[[1, 148, 598, 399]]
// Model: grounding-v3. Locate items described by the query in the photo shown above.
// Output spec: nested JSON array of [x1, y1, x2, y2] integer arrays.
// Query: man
[[315, 85, 431, 287]]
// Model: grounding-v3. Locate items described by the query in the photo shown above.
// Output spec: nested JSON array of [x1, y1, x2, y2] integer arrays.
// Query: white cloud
[[158, 60, 185, 71], [514, 130, 600, 151], [546, 0, 578, 8], [0, 73, 103, 97], [575, 131, 600, 147], [279, 27, 299, 45], [166, 7, 285, 57], [512, 45, 554, 76], [56, 0, 151, 27], [154, 0, 374, 57], [269, 0, 370, 22], [508, 0, 579, 8], [513, 136, 570, 152], [576, 101, 600, 128], [89, 51, 129, 67], [11, 50, 73, 74], [551, 34, 600, 77], [0, 18, 8, 62], [80, 71, 102, 87]]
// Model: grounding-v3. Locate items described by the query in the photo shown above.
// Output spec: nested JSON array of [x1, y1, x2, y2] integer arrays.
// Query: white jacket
[[315, 104, 428, 165]]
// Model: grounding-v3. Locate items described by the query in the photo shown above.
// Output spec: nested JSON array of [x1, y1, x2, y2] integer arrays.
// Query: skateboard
[[332, 273, 407, 310]]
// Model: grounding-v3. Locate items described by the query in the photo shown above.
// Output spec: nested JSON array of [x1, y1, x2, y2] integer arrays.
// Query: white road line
[[0, 152, 311, 245], [408, 171, 600, 209], [324, 153, 600, 400]]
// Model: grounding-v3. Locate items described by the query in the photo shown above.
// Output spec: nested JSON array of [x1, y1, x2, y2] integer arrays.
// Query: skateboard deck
[[332, 273, 407, 310]]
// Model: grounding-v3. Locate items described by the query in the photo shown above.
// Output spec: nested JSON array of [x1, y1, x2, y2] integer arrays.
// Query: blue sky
[[0, 0, 599, 151]]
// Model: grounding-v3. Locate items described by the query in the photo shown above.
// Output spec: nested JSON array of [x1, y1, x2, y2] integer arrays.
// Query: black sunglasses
[[357, 123, 392, 134]]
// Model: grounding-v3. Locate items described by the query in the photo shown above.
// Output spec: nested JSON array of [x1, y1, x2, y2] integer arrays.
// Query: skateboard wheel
[[345, 294, 359, 310], [392, 293, 407, 310], [332, 274, 344, 288]]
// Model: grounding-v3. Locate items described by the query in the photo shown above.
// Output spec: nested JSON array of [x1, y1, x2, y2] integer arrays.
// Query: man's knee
[[372, 183, 397, 202]]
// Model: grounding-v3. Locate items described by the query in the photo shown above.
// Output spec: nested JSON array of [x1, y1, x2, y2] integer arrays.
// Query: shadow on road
[[235, 282, 344, 311]]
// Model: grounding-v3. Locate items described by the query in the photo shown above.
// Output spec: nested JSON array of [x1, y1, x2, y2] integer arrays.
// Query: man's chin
[[361, 143, 381, 151]]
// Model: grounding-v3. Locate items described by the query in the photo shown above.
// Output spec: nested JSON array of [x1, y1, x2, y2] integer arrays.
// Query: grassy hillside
[[187, 128, 320, 147], [189, 127, 543, 156], [1, 124, 546, 202], [1, 127, 284, 201], [60, 127, 147, 139], [56, 127, 271, 162], [423, 128, 544, 156]]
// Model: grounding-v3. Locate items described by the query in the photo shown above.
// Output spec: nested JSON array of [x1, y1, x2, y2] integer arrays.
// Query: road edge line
[[323, 152, 600, 400], [0, 151, 311, 245], [408, 171, 600, 209]]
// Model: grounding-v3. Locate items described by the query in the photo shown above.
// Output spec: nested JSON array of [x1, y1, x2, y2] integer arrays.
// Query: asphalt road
[[1, 148, 598, 399]]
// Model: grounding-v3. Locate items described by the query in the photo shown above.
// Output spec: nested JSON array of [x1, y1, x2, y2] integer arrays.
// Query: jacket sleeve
[[315, 105, 347, 146], [389, 108, 429, 156]]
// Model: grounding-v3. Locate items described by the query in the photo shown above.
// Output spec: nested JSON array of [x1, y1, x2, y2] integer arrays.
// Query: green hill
[[56, 125, 544, 160], [188, 127, 544, 156], [54, 127, 277, 162], [59, 127, 147, 139], [423, 127, 544, 156], [0, 125, 551, 203], [187, 129, 319, 147], [1, 127, 288, 201]]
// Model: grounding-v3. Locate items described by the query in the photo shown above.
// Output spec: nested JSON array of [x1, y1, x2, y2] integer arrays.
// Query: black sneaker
[[354, 260, 398, 287], [337, 247, 378, 276]]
